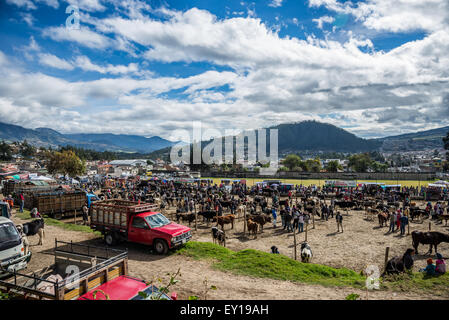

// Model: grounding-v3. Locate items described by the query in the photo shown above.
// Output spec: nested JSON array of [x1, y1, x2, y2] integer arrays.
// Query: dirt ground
[[168, 200, 449, 271], [9, 198, 449, 300]]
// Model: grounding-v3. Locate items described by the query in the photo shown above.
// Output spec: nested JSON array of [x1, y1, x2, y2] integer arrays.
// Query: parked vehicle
[[0, 240, 127, 300], [278, 183, 294, 197], [0, 202, 10, 218], [86, 193, 99, 208], [0, 217, 32, 278], [2, 180, 55, 197], [16, 189, 98, 219], [23, 190, 87, 219], [78, 275, 176, 300], [90, 200, 192, 254]]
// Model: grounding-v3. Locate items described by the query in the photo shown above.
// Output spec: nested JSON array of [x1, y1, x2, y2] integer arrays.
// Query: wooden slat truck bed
[[90, 200, 159, 231], [0, 240, 128, 300]]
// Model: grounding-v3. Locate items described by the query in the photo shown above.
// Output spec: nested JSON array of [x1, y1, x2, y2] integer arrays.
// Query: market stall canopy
[[28, 181, 50, 186], [433, 180, 449, 186], [428, 183, 446, 188], [29, 175, 55, 181], [325, 180, 357, 188], [359, 182, 386, 185]]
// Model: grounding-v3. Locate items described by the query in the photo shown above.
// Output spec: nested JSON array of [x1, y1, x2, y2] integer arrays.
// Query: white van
[[0, 217, 32, 277]]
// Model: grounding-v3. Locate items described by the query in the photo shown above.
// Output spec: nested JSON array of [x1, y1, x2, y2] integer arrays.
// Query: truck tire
[[104, 233, 117, 246], [154, 239, 168, 255]]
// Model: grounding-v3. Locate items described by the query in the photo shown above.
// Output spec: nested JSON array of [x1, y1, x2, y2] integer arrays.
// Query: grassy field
[[203, 177, 439, 188], [176, 241, 366, 288], [177, 242, 449, 295], [15, 209, 101, 235]]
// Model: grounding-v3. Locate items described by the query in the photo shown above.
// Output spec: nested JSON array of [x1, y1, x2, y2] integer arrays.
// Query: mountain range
[[0, 121, 447, 155], [374, 126, 449, 152], [0, 122, 177, 153]]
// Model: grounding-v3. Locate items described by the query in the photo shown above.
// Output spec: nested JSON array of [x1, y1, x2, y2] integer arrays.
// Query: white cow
[[300, 242, 313, 263]]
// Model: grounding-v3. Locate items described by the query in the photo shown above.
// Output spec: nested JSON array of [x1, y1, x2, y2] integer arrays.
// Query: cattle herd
[[108, 179, 447, 269], [16, 178, 449, 275]]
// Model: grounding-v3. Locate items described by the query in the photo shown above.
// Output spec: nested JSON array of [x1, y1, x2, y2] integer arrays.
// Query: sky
[[0, 0, 448, 141]]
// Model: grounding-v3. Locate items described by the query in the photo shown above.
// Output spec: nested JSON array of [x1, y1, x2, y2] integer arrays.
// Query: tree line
[[280, 151, 389, 173]]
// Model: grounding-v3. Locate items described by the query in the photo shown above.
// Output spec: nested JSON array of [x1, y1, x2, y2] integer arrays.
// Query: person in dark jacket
[[284, 208, 293, 232], [400, 214, 408, 235], [336, 211, 343, 232]]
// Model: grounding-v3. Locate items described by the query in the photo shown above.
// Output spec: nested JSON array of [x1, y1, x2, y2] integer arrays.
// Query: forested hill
[[271, 121, 381, 153]]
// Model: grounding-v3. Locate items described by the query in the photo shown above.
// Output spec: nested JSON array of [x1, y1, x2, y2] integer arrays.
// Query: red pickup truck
[[78, 275, 177, 300], [90, 200, 192, 254]]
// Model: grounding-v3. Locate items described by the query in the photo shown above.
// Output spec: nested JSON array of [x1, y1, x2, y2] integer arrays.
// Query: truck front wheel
[[154, 239, 168, 255], [105, 233, 117, 246]]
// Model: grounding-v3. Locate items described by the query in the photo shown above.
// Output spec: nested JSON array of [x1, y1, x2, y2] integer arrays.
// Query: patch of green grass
[[44, 218, 101, 236], [345, 293, 360, 300], [177, 242, 449, 296], [14, 209, 100, 236], [382, 272, 449, 295], [177, 242, 366, 288], [15, 209, 32, 220]]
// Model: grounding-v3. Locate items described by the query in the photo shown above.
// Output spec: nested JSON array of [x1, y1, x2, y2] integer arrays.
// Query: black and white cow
[[22, 218, 45, 245], [300, 242, 313, 263], [211, 227, 226, 247]]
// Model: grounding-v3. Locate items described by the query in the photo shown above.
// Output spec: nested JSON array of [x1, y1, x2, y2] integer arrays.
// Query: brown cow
[[438, 214, 449, 226], [246, 219, 258, 238], [378, 211, 389, 227], [365, 207, 378, 221], [213, 214, 236, 230], [248, 214, 271, 232]]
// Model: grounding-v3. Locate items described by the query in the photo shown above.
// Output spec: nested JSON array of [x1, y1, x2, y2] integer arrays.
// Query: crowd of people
[[3, 175, 447, 279], [74, 177, 449, 237]]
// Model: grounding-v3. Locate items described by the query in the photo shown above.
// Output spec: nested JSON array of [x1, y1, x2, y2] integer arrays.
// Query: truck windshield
[[0, 223, 19, 242], [145, 213, 170, 228], [131, 285, 171, 300], [0, 222, 21, 251]]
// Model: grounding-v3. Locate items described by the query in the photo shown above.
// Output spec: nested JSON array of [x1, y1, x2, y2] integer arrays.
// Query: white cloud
[[6, 0, 37, 10], [309, 0, 449, 33], [21, 12, 36, 26], [6, 0, 59, 9], [38, 53, 74, 70], [312, 16, 335, 29], [42, 26, 112, 49], [3, 5, 449, 138], [0, 52, 8, 66], [268, 0, 283, 8], [65, 0, 106, 12], [73, 55, 140, 75]]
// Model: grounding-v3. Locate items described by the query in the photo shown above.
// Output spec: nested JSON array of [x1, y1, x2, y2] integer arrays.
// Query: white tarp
[[428, 183, 446, 188], [29, 175, 55, 181]]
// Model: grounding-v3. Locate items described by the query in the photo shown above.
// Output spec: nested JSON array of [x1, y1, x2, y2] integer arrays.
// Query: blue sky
[[0, 0, 448, 140]]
